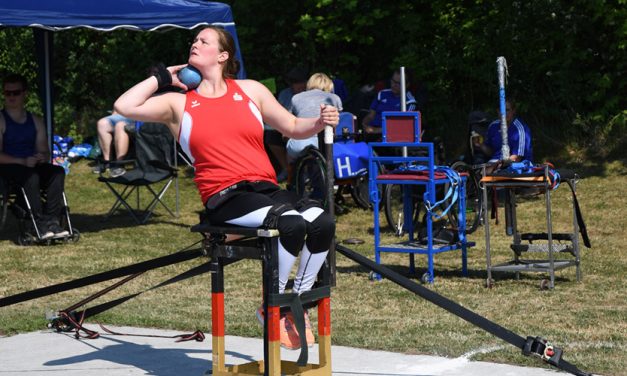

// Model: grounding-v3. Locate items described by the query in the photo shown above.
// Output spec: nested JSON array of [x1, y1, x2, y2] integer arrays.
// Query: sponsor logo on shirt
[[233, 92, 243, 101], [191, 100, 201, 108]]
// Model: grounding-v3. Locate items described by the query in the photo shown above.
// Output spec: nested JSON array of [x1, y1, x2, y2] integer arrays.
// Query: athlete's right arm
[[114, 70, 186, 136]]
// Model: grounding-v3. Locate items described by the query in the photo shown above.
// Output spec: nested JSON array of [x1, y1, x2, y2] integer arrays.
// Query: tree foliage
[[230, 0, 626, 159], [0, 27, 195, 141], [1, 1, 624, 160]]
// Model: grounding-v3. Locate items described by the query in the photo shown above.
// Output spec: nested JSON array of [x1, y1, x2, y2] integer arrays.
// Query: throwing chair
[[191, 222, 332, 376]]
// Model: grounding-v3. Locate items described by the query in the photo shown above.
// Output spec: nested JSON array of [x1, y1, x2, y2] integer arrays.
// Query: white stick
[[400, 66, 408, 157], [400, 66, 406, 112], [324, 123, 336, 285]]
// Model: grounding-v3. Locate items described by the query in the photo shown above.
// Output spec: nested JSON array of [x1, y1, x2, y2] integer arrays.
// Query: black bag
[[418, 216, 459, 245]]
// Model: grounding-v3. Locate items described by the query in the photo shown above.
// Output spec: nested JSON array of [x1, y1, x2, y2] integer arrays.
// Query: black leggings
[[203, 181, 334, 256]]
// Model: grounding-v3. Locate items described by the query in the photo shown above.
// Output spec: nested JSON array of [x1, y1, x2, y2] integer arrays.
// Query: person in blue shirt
[[475, 99, 533, 162], [277, 67, 308, 111], [361, 69, 418, 137], [0, 73, 68, 239]]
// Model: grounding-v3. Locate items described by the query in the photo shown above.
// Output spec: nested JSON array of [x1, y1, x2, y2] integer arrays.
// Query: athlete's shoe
[[280, 313, 300, 350], [303, 310, 315, 347], [257, 306, 307, 349]]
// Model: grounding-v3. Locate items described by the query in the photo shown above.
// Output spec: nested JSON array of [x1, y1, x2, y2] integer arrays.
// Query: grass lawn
[[1, 158, 625, 375]]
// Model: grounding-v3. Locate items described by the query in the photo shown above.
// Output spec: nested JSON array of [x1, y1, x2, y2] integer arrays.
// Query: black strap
[[50, 262, 212, 341], [153, 62, 172, 89], [336, 244, 592, 376], [270, 293, 308, 365], [0, 242, 203, 308], [566, 180, 591, 248], [61, 272, 145, 314], [267, 286, 331, 366], [63, 262, 213, 325], [261, 202, 293, 229], [295, 197, 322, 211], [99, 324, 205, 342]]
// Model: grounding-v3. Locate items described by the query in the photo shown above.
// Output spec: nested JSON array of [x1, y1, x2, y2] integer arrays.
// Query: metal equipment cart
[[481, 166, 588, 289]]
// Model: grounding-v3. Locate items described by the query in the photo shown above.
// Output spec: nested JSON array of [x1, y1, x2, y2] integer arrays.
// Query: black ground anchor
[[523, 336, 565, 367]]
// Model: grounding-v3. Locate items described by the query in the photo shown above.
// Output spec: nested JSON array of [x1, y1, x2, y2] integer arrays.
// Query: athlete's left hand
[[319, 104, 339, 128]]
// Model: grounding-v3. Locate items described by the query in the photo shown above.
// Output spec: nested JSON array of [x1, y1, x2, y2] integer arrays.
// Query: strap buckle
[[523, 336, 563, 366]]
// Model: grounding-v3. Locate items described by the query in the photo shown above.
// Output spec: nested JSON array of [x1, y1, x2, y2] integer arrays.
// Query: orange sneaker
[[303, 310, 315, 348], [280, 313, 300, 350]]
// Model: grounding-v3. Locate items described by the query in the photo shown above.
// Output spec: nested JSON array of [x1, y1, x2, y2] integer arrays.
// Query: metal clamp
[[523, 336, 563, 367]]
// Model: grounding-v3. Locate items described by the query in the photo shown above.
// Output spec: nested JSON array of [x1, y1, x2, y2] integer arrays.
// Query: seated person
[[474, 99, 533, 163], [361, 68, 418, 139], [286, 73, 343, 177], [278, 66, 308, 111], [94, 111, 134, 177], [114, 27, 339, 350], [0, 73, 68, 239]]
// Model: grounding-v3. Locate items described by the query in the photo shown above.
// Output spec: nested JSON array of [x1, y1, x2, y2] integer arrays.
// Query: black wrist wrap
[[153, 62, 172, 89]]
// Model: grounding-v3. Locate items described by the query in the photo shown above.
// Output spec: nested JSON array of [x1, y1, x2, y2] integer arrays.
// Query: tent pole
[[44, 31, 53, 160], [34, 29, 54, 160]]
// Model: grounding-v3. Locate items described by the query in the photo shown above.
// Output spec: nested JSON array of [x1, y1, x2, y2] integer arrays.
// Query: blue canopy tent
[[0, 0, 245, 149]]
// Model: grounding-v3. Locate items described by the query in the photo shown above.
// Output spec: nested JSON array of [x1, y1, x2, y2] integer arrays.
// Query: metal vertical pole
[[324, 124, 336, 286], [173, 138, 179, 217], [44, 32, 53, 160], [400, 66, 407, 112], [400, 66, 408, 157], [497, 57, 510, 161], [482, 166, 493, 286]]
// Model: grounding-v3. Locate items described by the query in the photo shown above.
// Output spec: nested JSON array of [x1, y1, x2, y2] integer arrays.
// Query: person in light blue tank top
[[94, 111, 134, 176], [0, 73, 68, 239]]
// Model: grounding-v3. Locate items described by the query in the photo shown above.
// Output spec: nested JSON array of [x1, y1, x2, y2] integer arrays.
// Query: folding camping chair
[[98, 122, 179, 224], [0, 176, 10, 231]]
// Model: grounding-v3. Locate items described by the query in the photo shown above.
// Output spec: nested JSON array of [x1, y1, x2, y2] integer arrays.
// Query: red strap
[[97, 323, 205, 342], [58, 311, 100, 339], [175, 330, 206, 342]]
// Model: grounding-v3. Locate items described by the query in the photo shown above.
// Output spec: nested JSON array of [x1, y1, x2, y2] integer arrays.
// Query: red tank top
[[178, 79, 276, 204]]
